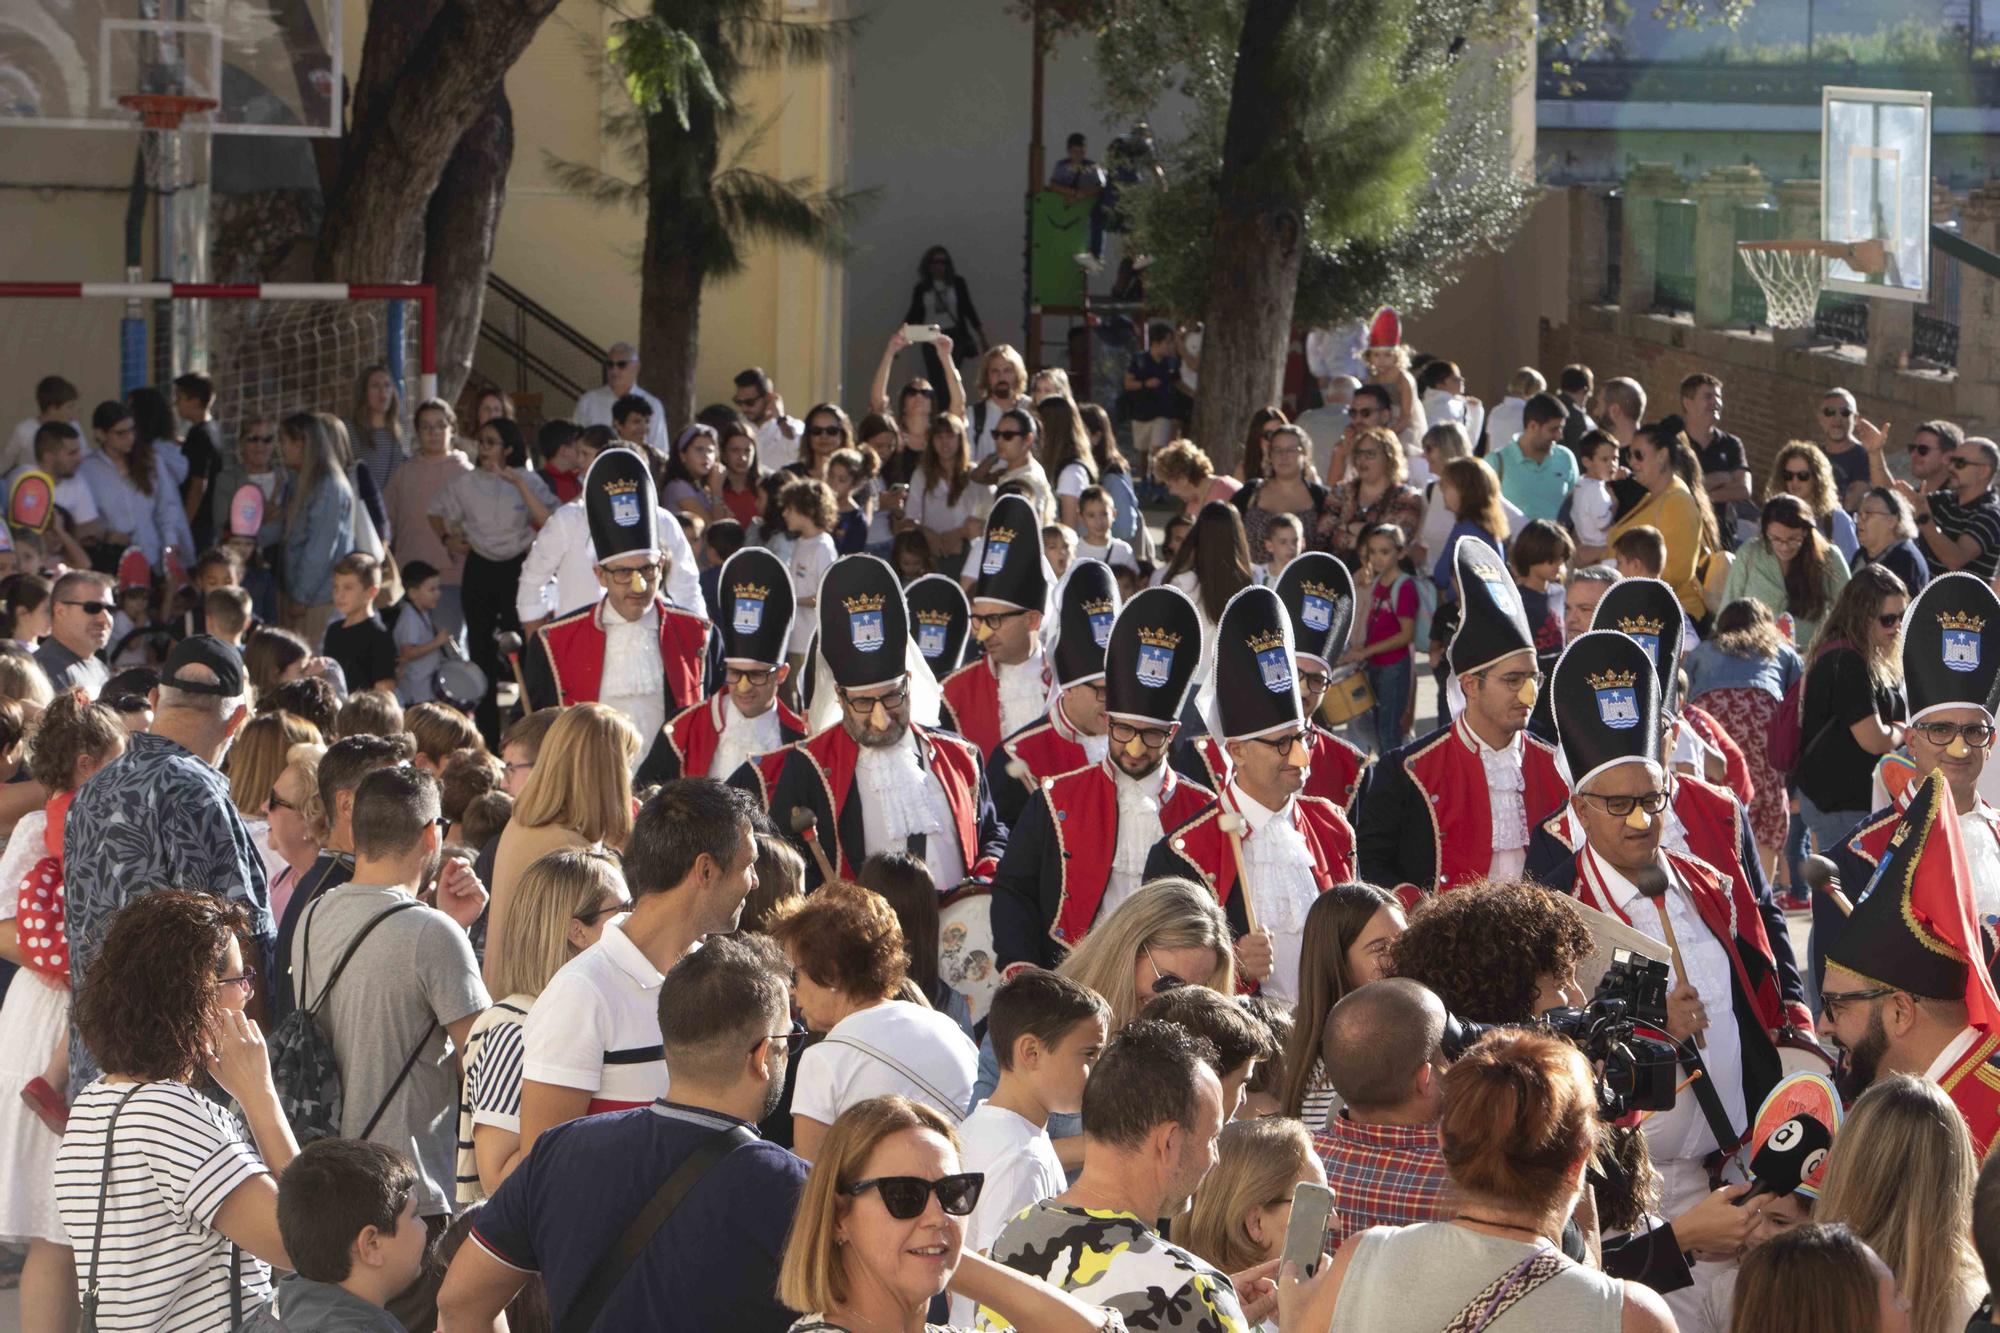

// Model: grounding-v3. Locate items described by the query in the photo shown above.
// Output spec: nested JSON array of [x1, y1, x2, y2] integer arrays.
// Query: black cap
[[1213, 585, 1303, 741], [905, 574, 971, 674], [1901, 572, 2000, 725], [718, 547, 793, 667], [1052, 559, 1121, 689], [1446, 535, 1535, 677], [1550, 630, 1661, 792], [817, 555, 908, 689], [160, 634, 246, 697], [1593, 578, 1687, 712], [1274, 552, 1354, 669], [1105, 585, 1202, 726], [972, 494, 1049, 613], [584, 447, 659, 564]]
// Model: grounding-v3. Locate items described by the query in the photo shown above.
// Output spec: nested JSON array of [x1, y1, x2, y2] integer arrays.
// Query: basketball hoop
[[117, 92, 219, 132], [1736, 239, 1888, 330]]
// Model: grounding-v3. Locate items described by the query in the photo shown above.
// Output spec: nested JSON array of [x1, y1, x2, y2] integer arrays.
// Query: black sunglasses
[[992, 428, 1029, 441], [243, 433, 275, 444], [1144, 942, 1188, 995], [1821, 406, 1853, 417], [574, 897, 632, 927], [607, 359, 635, 369], [733, 394, 764, 409], [1878, 612, 1904, 628], [61, 599, 112, 616], [1783, 470, 1813, 482], [1909, 442, 1938, 456], [268, 787, 299, 813], [761, 1020, 809, 1055], [808, 425, 844, 438], [845, 1173, 984, 1220]]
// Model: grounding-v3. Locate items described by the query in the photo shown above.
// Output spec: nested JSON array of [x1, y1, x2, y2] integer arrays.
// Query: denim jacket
[[1686, 639, 1803, 703], [283, 477, 356, 605]]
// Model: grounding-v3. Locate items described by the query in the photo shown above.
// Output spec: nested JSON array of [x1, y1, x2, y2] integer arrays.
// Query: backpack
[[1767, 638, 1852, 777], [268, 899, 429, 1144]]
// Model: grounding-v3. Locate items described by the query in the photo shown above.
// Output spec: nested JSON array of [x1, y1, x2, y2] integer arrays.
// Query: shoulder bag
[[820, 1033, 967, 1124], [1440, 1246, 1572, 1333], [78, 1084, 143, 1333]]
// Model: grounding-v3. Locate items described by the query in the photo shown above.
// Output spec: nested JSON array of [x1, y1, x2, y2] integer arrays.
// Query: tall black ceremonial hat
[[817, 555, 908, 689], [1901, 571, 2000, 725], [1052, 559, 1121, 689], [1551, 629, 1662, 792], [905, 574, 971, 674], [1213, 585, 1303, 741], [717, 546, 792, 667], [1446, 535, 1535, 677], [1274, 552, 1354, 669], [971, 493, 1049, 613], [1593, 577, 1687, 711], [583, 447, 659, 563], [1827, 770, 2000, 1032], [1104, 585, 1202, 726]]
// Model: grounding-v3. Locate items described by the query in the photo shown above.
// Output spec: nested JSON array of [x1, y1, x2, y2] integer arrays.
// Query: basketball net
[[1739, 248, 1828, 330]]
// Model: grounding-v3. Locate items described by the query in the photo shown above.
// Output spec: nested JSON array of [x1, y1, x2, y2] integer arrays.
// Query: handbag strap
[[1440, 1247, 1571, 1333], [81, 1084, 144, 1316], [820, 1034, 966, 1124], [558, 1122, 755, 1333], [304, 898, 423, 1018]]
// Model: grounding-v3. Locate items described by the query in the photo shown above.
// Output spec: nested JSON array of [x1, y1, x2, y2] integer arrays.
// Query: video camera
[[1440, 950, 1683, 1119]]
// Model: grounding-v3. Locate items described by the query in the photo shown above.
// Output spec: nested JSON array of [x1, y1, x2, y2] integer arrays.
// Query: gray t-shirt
[[289, 882, 489, 1216]]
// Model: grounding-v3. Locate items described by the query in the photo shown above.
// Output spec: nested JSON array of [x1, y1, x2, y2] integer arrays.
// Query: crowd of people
[[5, 305, 2000, 1333]]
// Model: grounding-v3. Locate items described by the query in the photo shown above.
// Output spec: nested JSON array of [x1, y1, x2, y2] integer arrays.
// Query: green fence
[[1730, 202, 1779, 326], [1653, 198, 1697, 314]]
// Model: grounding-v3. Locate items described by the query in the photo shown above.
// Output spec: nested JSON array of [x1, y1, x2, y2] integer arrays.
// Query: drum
[[433, 643, 489, 713], [1773, 1024, 1837, 1079], [1319, 663, 1374, 727], [938, 885, 1000, 1024]]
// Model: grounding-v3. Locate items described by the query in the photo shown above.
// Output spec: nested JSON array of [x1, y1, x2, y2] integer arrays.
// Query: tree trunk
[[423, 91, 515, 406], [1194, 0, 1308, 476], [640, 236, 704, 435], [315, 0, 558, 281], [636, 71, 724, 432]]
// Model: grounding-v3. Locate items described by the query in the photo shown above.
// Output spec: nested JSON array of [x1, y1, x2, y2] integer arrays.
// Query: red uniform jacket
[[1937, 1030, 2000, 1158], [1178, 727, 1369, 816], [639, 692, 806, 784], [525, 598, 710, 714], [940, 655, 1049, 759], [1146, 788, 1355, 912]]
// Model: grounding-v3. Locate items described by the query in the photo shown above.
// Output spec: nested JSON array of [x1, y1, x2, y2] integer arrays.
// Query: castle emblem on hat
[[1589, 668, 1641, 730], [604, 478, 643, 528], [1136, 625, 1181, 688], [1616, 615, 1664, 658], [1085, 597, 1117, 648], [1940, 609, 1985, 674], [1470, 558, 1511, 598], [1300, 582, 1337, 633], [1249, 628, 1293, 694], [731, 582, 768, 633], [844, 591, 887, 653], [982, 527, 1015, 576], [914, 608, 952, 659]]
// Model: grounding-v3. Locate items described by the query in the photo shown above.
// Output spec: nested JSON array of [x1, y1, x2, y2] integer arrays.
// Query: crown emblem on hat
[[1617, 615, 1664, 637], [842, 592, 886, 614], [1247, 629, 1286, 654], [987, 525, 1017, 547], [1939, 610, 1986, 633], [1302, 580, 1339, 601], [914, 608, 952, 626], [603, 478, 640, 496], [1587, 668, 1638, 691], [1138, 626, 1182, 650], [1083, 597, 1116, 618], [1470, 559, 1507, 582], [732, 581, 769, 601]]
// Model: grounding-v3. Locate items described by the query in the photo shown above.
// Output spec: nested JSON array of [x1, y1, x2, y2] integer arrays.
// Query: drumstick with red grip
[[788, 805, 840, 888]]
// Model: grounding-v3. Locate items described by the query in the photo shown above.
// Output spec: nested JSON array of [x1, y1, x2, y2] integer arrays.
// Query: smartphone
[[902, 323, 940, 344], [1281, 1182, 1336, 1279]]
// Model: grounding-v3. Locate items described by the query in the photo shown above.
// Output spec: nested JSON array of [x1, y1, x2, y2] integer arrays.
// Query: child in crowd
[[1073, 485, 1137, 573], [1235, 996, 1294, 1119], [174, 547, 242, 638], [408, 699, 483, 773], [1042, 523, 1076, 580], [205, 586, 254, 649], [535, 419, 586, 504], [460, 790, 513, 852], [1113, 562, 1144, 602], [1255, 513, 1304, 585], [172, 373, 223, 548], [743, 832, 806, 934], [782, 478, 839, 684], [7, 375, 78, 475], [322, 552, 398, 694], [392, 560, 452, 706], [1343, 523, 1419, 752], [700, 519, 745, 620], [890, 528, 936, 584], [245, 1139, 429, 1332], [1158, 513, 1194, 579], [110, 562, 153, 649], [1570, 428, 1620, 564], [826, 448, 875, 555], [438, 747, 504, 845], [949, 969, 1111, 1326], [1612, 524, 1667, 580], [335, 688, 406, 741], [1509, 518, 1572, 655]]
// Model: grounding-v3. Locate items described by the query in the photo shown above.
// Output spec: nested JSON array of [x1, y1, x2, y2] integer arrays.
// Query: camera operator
[[1547, 630, 1794, 1325]]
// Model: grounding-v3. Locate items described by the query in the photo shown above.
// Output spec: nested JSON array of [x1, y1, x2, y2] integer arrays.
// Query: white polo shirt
[[521, 917, 670, 1114]]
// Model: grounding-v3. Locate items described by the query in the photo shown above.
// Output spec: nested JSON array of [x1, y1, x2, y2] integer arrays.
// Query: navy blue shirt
[[472, 1101, 806, 1332], [1126, 351, 1180, 421]]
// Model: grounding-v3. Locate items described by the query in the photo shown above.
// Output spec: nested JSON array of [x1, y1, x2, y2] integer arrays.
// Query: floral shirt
[[1327, 481, 1424, 565], [982, 1200, 1247, 1332]]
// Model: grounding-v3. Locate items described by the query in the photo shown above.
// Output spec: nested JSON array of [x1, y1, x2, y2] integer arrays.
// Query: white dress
[[0, 809, 68, 1244]]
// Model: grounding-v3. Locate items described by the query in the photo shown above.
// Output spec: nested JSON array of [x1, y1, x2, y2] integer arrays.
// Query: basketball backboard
[[1821, 86, 1932, 303], [0, 0, 340, 136]]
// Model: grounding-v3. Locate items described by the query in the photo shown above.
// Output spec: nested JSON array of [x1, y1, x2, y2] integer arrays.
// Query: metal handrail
[[478, 273, 610, 414], [486, 273, 606, 366]]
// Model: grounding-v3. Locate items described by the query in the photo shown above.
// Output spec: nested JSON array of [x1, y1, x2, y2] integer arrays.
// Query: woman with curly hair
[[1765, 440, 1859, 562], [768, 882, 980, 1162], [54, 891, 297, 1329], [1386, 879, 1593, 1022]]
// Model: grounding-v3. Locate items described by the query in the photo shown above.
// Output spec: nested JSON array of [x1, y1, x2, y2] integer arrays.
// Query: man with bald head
[[1311, 978, 1454, 1244]]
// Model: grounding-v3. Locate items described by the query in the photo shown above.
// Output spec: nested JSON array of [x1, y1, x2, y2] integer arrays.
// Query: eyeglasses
[[726, 666, 779, 688], [844, 1173, 984, 1220], [60, 600, 112, 616], [1350, 406, 1379, 418], [216, 972, 256, 998], [1822, 406, 1853, 418], [1108, 720, 1173, 748], [808, 425, 844, 438], [838, 684, 910, 712], [1783, 470, 1813, 483], [993, 428, 1029, 441], [1877, 612, 1904, 629], [1909, 442, 1938, 456], [1298, 669, 1330, 692], [504, 759, 534, 776], [244, 433, 275, 444], [1765, 530, 1806, 550], [1142, 942, 1188, 995], [1245, 730, 1309, 753], [268, 787, 299, 814], [1475, 668, 1543, 692], [761, 1020, 809, 1055], [1913, 720, 1997, 748], [1821, 985, 1896, 1022], [1952, 456, 1996, 472], [971, 608, 1029, 632], [607, 359, 635, 369], [733, 394, 764, 409], [1578, 790, 1669, 817], [1857, 507, 1896, 522], [602, 562, 663, 587], [574, 897, 632, 927]]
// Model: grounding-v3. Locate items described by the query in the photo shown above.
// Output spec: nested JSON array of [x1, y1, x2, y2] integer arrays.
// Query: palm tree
[[550, 0, 871, 429]]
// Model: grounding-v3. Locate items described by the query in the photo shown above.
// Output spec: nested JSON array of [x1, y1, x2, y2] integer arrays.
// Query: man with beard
[[1819, 769, 2000, 1157], [941, 494, 1053, 759], [747, 554, 1005, 893], [1175, 552, 1371, 816], [439, 934, 808, 1333], [991, 585, 1215, 972], [987, 558, 1119, 828], [635, 546, 805, 786], [1146, 585, 1356, 1005]]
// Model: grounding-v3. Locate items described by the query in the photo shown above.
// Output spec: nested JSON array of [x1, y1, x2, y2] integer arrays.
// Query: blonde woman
[[459, 847, 629, 1201], [1816, 1074, 1982, 1333], [1766, 440, 1859, 562], [278, 411, 358, 642], [225, 711, 322, 888], [778, 1095, 1121, 1333], [1054, 877, 1238, 1035], [1182, 1118, 1328, 1277], [263, 741, 325, 926], [484, 703, 640, 989]]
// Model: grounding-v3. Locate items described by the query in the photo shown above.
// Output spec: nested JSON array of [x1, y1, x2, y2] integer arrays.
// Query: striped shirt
[[457, 997, 532, 1205], [53, 1080, 274, 1331], [522, 918, 670, 1113], [1312, 1111, 1456, 1246]]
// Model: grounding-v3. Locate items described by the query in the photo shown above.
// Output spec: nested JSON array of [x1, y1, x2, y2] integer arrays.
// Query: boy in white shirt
[[1071, 486, 1137, 573], [1569, 429, 1620, 564], [1252, 513, 1304, 586], [950, 970, 1110, 1326]]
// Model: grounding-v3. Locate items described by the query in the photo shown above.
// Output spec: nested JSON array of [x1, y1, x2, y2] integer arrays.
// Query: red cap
[[117, 547, 151, 591], [1366, 305, 1401, 349]]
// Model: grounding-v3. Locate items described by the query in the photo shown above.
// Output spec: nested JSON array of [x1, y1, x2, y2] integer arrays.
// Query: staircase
[[474, 273, 609, 429]]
